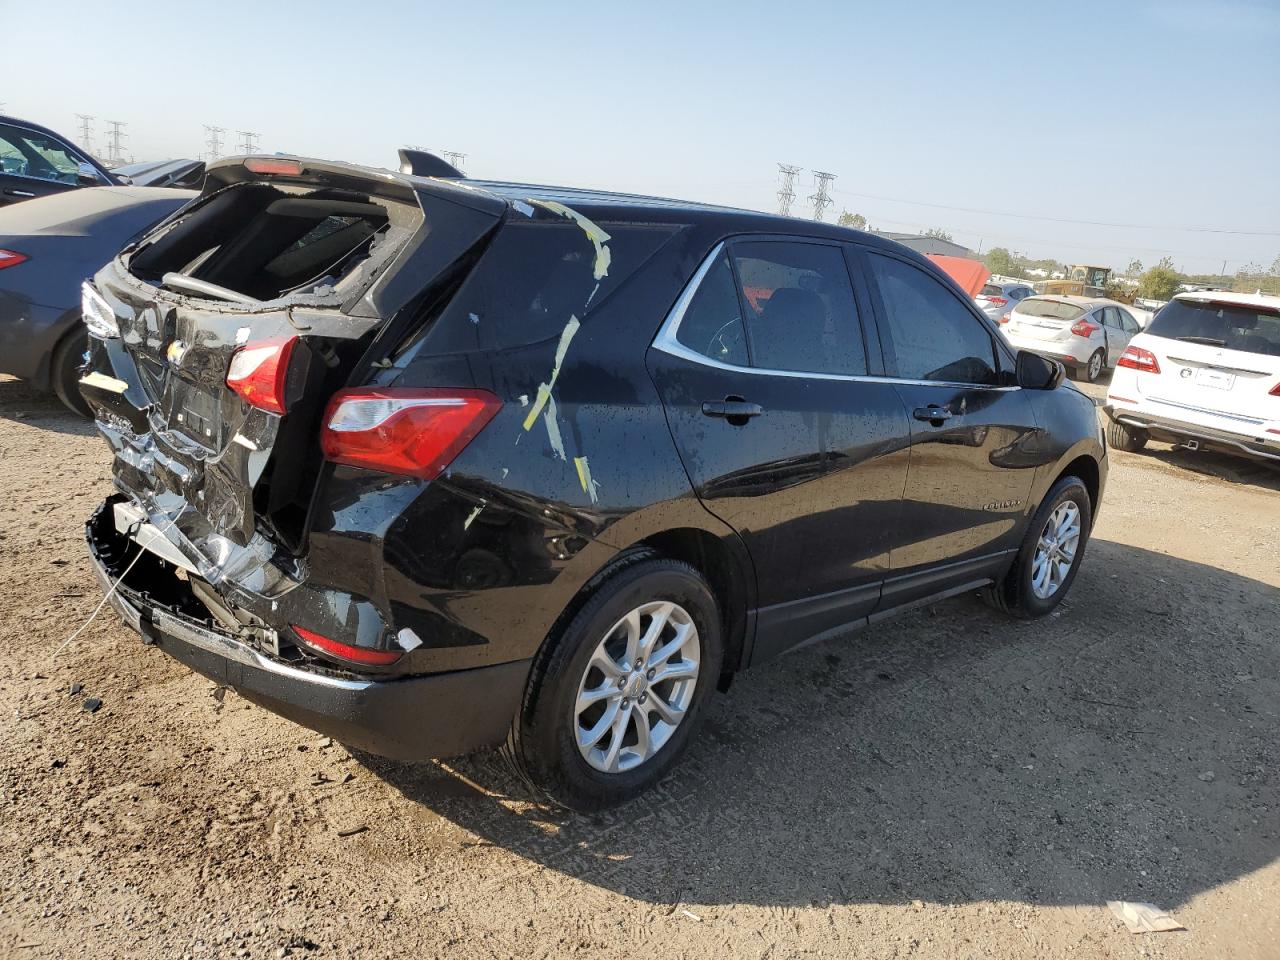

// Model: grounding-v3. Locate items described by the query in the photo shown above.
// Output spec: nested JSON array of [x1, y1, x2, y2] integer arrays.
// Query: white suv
[[1105, 291, 1280, 463]]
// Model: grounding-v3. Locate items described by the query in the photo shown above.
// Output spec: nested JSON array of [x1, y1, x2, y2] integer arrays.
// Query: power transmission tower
[[104, 120, 128, 165], [776, 163, 801, 216], [203, 125, 226, 161], [237, 130, 260, 154], [75, 114, 95, 153], [808, 171, 837, 221], [441, 150, 466, 173]]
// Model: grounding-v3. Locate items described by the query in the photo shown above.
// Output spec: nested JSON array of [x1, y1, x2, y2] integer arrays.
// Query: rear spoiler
[[200, 155, 506, 217]]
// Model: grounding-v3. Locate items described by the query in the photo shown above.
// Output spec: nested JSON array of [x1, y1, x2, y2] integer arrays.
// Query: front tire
[[982, 475, 1093, 619], [506, 556, 723, 811], [51, 329, 92, 418], [1107, 418, 1148, 452]]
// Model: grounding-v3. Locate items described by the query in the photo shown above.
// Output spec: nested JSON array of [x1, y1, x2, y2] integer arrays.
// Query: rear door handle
[[913, 405, 953, 424], [701, 399, 763, 421], [3, 189, 36, 197]]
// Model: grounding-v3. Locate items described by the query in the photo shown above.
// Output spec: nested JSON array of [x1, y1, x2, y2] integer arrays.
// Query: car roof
[[1174, 289, 1280, 310], [459, 177, 906, 246]]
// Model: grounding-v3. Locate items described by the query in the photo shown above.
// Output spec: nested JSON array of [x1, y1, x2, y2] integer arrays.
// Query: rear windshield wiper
[[161, 272, 259, 305], [1174, 335, 1226, 346]]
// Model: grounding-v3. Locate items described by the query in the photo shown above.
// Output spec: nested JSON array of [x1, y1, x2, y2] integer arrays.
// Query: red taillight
[[1070, 320, 1099, 337], [292, 625, 402, 666], [1117, 345, 1160, 374], [321, 387, 501, 479], [986, 296, 1008, 306], [0, 249, 28, 270], [1269, 381, 1280, 397], [998, 312, 1012, 324], [243, 157, 303, 176], [226, 335, 298, 414]]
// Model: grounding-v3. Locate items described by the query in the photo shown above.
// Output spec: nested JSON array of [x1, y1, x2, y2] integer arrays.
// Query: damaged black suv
[[82, 155, 1105, 809]]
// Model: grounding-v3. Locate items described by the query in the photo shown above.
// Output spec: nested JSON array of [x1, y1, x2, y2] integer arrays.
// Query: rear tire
[[982, 475, 1093, 619], [505, 556, 723, 811], [51, 329, 92, 418], [1081, 349, 1105, 383], [1107, 418, 1148, 452]]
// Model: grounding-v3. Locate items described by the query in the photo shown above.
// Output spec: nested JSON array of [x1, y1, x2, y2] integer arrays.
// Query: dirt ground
[[1, 373, 1277, 960]]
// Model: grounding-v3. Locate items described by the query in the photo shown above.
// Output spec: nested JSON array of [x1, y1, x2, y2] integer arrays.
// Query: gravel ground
[[1, 373, 1277, 960]]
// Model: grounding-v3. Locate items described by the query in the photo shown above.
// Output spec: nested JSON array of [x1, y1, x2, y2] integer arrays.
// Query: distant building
[[871, 231, 975, 259]]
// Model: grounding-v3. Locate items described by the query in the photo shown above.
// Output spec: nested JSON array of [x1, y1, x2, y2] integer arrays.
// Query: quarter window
[[674, 252, 749, 366], [867, 253, 999, 385], [730, 241, 867, 376]]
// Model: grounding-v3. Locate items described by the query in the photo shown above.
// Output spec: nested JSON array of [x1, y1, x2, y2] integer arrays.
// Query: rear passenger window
[[675, 252, 749, 366], [868, 253, 999, 385], [731, 241, 867, 376]]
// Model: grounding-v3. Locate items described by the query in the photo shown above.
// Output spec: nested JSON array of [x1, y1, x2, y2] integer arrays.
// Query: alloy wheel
[[574, 600, 700, 774], [1088, 350, 1103, 381], [1031, 501, 1082, 599]]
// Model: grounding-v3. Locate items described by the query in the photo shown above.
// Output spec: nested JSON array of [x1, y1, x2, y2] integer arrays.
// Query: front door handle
[[701, 399, 763, 423], [3, 189, 36, 197], [913, 405, 953, 425]]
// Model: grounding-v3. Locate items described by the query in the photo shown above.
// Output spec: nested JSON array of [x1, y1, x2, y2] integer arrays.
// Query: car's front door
[[0, 122, 98, 207], [862, 250, 1041, 610], [648, 237, 912, 662]]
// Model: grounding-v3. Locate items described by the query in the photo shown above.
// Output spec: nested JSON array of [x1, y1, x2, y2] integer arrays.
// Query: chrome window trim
[[651, 242, 1020, 392]]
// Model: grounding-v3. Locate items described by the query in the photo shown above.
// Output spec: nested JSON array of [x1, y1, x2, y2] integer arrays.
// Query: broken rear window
[[127, 183, 418, 303]]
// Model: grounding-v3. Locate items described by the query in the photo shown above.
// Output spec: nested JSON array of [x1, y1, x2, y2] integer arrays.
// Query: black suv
[[81, 156, 1106, 809]]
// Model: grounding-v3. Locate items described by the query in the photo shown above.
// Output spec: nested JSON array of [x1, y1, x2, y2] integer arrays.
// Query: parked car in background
[[1000, 295, 1142, 382], [0, 185, 195, 413], [0, 115, 118, 206], [110, 158, 205, 189], [1104, 291, 1280, 463], [975, 280, 1035, 322], [80, 155, 1106, 810]]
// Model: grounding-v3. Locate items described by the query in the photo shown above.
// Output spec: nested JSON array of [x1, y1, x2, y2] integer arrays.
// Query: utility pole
[[203, 125, 225, 161], [808, 171, 836, 221], [75, 114, 95, 153], [104, 120, 128, 165], [440, 150, 466, 173], [776, 163, 800, 217], [236, 131, 260, 154]]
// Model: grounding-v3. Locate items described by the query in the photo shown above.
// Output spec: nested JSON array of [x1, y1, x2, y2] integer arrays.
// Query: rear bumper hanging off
[[84, 498, 530, 761]]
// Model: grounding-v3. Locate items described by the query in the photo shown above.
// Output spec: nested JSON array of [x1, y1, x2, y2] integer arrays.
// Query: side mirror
[[1015, 350, 1064, 390], [76, 161, 101, 186]]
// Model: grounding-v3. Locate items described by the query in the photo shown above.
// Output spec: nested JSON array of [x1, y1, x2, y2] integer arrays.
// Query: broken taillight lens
[[292, 625, 402, 666], [0, 249, 28, 270], [226, 335, 298, 414], [1116, 346, 1160, 374], [321, 388, 501, 479]]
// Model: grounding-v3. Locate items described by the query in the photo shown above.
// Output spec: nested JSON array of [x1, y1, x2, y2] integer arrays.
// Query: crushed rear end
[[79, 156, 529, 758]]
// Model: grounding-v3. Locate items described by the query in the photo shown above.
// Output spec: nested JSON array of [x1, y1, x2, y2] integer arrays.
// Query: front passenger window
[[867, 253, 999, 385]]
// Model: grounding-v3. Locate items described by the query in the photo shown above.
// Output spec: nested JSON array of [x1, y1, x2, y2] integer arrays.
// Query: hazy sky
[[5, 0, 1277, 274]]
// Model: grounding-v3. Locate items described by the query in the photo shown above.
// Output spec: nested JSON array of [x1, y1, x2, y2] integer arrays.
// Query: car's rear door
[[648, 236, 911, 662], [861, 249, 1040, 610]]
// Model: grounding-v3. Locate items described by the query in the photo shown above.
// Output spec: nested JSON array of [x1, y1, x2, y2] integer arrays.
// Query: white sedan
[[999, 295, 1143, 382]]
